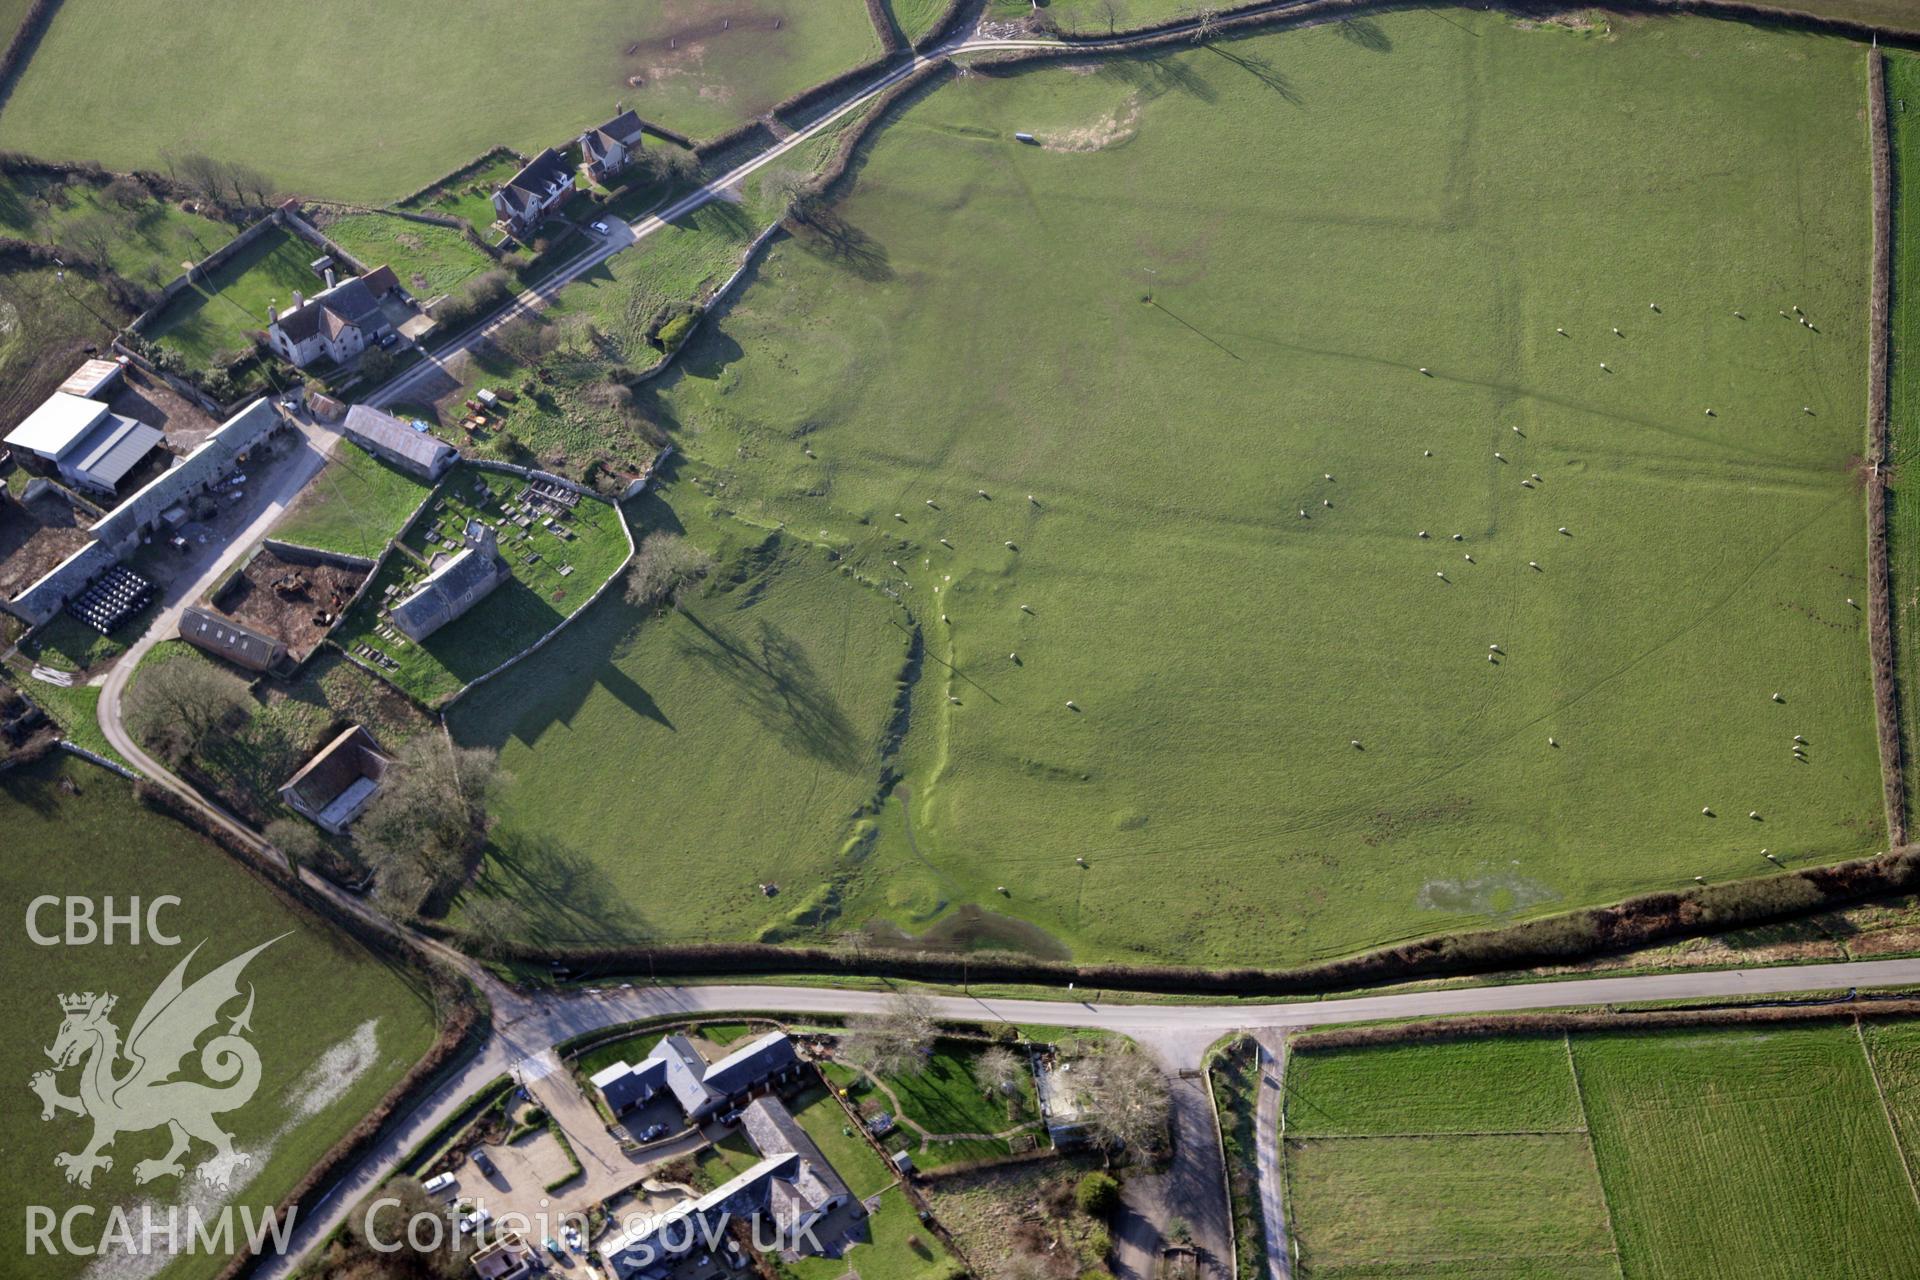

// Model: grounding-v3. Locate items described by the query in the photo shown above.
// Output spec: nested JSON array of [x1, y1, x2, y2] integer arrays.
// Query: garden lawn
[[447, 491, 908, 948], [0, 0, 881, 202], [827, 1039, 1046, 1169], [0, 752, 439, 1280], [272, 441, 434, 560], [628, 12, 1883, 966], [1575, 1022, 1920, 1277], [0, 171, 234, 285], [142, 224, 320, 366], [398, 152, 524, 236], [320, 212, 493, 300], [331, 464, 630, 706]]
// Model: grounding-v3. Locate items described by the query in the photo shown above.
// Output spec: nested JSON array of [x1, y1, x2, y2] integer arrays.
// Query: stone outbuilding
[[278, 724, 391, 833]]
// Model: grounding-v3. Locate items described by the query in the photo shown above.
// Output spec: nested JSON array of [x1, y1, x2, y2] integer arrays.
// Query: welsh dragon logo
[[30, 937, 281, 1190]]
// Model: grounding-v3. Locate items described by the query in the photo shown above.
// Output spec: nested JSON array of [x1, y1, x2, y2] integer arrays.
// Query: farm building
[[278, 724, 390, 833], [579, 110, 647, 184], [56, 357, 127, 400], [3, 392, 165, 496], [388, 518, 507, 641], [491, 148, 573, 237], [342, 404, 456, 480], [267, 267, 404, 369], [589, 1055, 669, 1114], [593, 1030, 804, 1123], [179, 604, 289, 673], [91, 398, 288, 553], [600, 1095, 853, 1280]]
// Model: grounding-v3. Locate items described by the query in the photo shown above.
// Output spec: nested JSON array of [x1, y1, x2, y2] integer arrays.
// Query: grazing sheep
[[1521, 481, 1534, 489], [1650, 302, 1660, 311], [1600, 362, 1610, 371], [1325, 473, 1334, 481], [1465, 554, 1474, 563], [1612, 327, 1622, 336], [1558, 526, 1570, 535], [1804, 407, 1814, 415], [1703, 807, 1713, 815], [1734, 311, 1745, 319], [1419, 530, 1430, 539], [1436, 571, 1447, 580], [1848, 597, 1857, 608], [1772, 692, 1784, 703], [1531, 473, 1542, 482], [1351, 739, 1362, 748], [1322, 499, 1332, 508], [1704, 409, 1714, 417], [895, 512, 905, 521], [1694, 876, 1706, 884], [978, 489, 989, 497], [1489, 654, 1497, 663], [1006, 540, 1017, 548], [940, 538, 952, 547], [949, 695, 961, 704], [1010, 652, 1018, 661], [1021, 604, 1034, 613], [1750, 811, 1761, 820], [926, 499, 937, 508], [1065, 701, 1077, 710], [1419, 367, 1431, 375], [1028, 494, 1037, 504], [1490, 643, 1501, 652], [1494, 451, 1505, 461], [1301, 509, 1309, 519], [1556, 327, 1567, 336], [1529, 561, 1540, 570], [1549, 737, 1558, 747], [1424, 449, 1433, 457], [1794, 735, 1806, 744]]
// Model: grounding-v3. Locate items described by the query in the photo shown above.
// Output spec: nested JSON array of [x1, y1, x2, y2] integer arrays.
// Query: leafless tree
[[263, 817, 326, 868], [974, 1044, 1025, 1098], [1079, 1040, 1169, 1155], [357, 736, 499, 914], [173, 153, 227, 203], [491, 313, 559, 368], [625, 531, 715, 610], [123, 653, 250, 764], [101, 175, 148, 208], [1179, 2, 1222, 41], [647, 145, 703, 184], [227, 163, 275, 208], [1099, 0, 1122, 35], [64, 212, 121, 269], [840, 991, 940, 1078]]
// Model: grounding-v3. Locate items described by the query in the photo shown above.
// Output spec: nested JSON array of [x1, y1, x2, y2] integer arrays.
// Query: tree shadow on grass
[[675, 610, 865, 773], [1336, 18, 1392, 53], [1203, 44, 1300, 104], [475, 829, 648, 945], [790, 208, 892, 283], [1095, 51, 1217, 104]]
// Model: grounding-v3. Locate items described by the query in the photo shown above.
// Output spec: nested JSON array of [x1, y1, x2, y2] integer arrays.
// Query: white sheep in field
[[1418, 531, 1430, 539]]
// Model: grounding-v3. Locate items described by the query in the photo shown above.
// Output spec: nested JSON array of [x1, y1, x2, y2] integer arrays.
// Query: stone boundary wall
[[127, 208, 288, 335], [438, 496, 637, 708], [391, 146, 524, 211], [281, 207, 370, 277], [260, 538, 378, 571], [58, 740, 137, 779], [110, 338, 231, 417]]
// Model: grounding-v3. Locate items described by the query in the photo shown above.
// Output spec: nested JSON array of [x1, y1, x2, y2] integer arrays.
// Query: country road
[[248, 955, 1920, 1280]]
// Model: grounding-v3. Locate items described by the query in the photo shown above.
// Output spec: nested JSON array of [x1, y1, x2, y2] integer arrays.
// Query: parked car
[[591, 220, 611, 235], [638, 1123, 667, 1141], [544, 1238, 564, 1256], [422, 1171, 457, 1197], [470, 1149, 496, 1176]]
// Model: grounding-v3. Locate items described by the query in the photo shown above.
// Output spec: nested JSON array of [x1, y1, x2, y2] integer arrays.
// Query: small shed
[[180, 605, 288, 673]]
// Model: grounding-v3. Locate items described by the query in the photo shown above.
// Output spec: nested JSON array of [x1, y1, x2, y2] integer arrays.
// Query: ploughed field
[[456, 12, 1882, 967]]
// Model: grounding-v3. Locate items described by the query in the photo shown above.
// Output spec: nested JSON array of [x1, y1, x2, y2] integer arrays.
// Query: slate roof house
[[593, 1030, 804, 1122], [267, 267, 402, 369], [279, 725, 390, 833], [600, 1096, 853, 1280], [492, 148, 574, 238], [388, 518, 507, 642], [180, 605, 289, 674], [342, 404, 456, 481], [580, 110, 647, 184]]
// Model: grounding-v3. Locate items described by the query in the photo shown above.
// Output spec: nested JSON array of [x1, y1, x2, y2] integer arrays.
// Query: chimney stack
[[267, 300, 278, 324], [323, 267, 335, 289]]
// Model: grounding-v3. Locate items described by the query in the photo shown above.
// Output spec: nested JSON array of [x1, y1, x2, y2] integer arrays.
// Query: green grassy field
[[0, 0, 881, 202], [447, 492, 908, 947], [1284, 1021, 1920, 1278], [1284, 1036, 1583, 1136], [1577, 1023, 1920, 1277], [985, 0, 1186, 33], [0, 171, 235, 285], [331, 464, 631, 706], [272, 441, 434, 560], [0, 752, 439, 1280], [319, 212, 493, 300], [518, 12, 1883, 967], [1886, 51, 1920, 835], [142, 224, 321, 366], [887, 0, 949, 43], [0, 262, 130, 428]]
